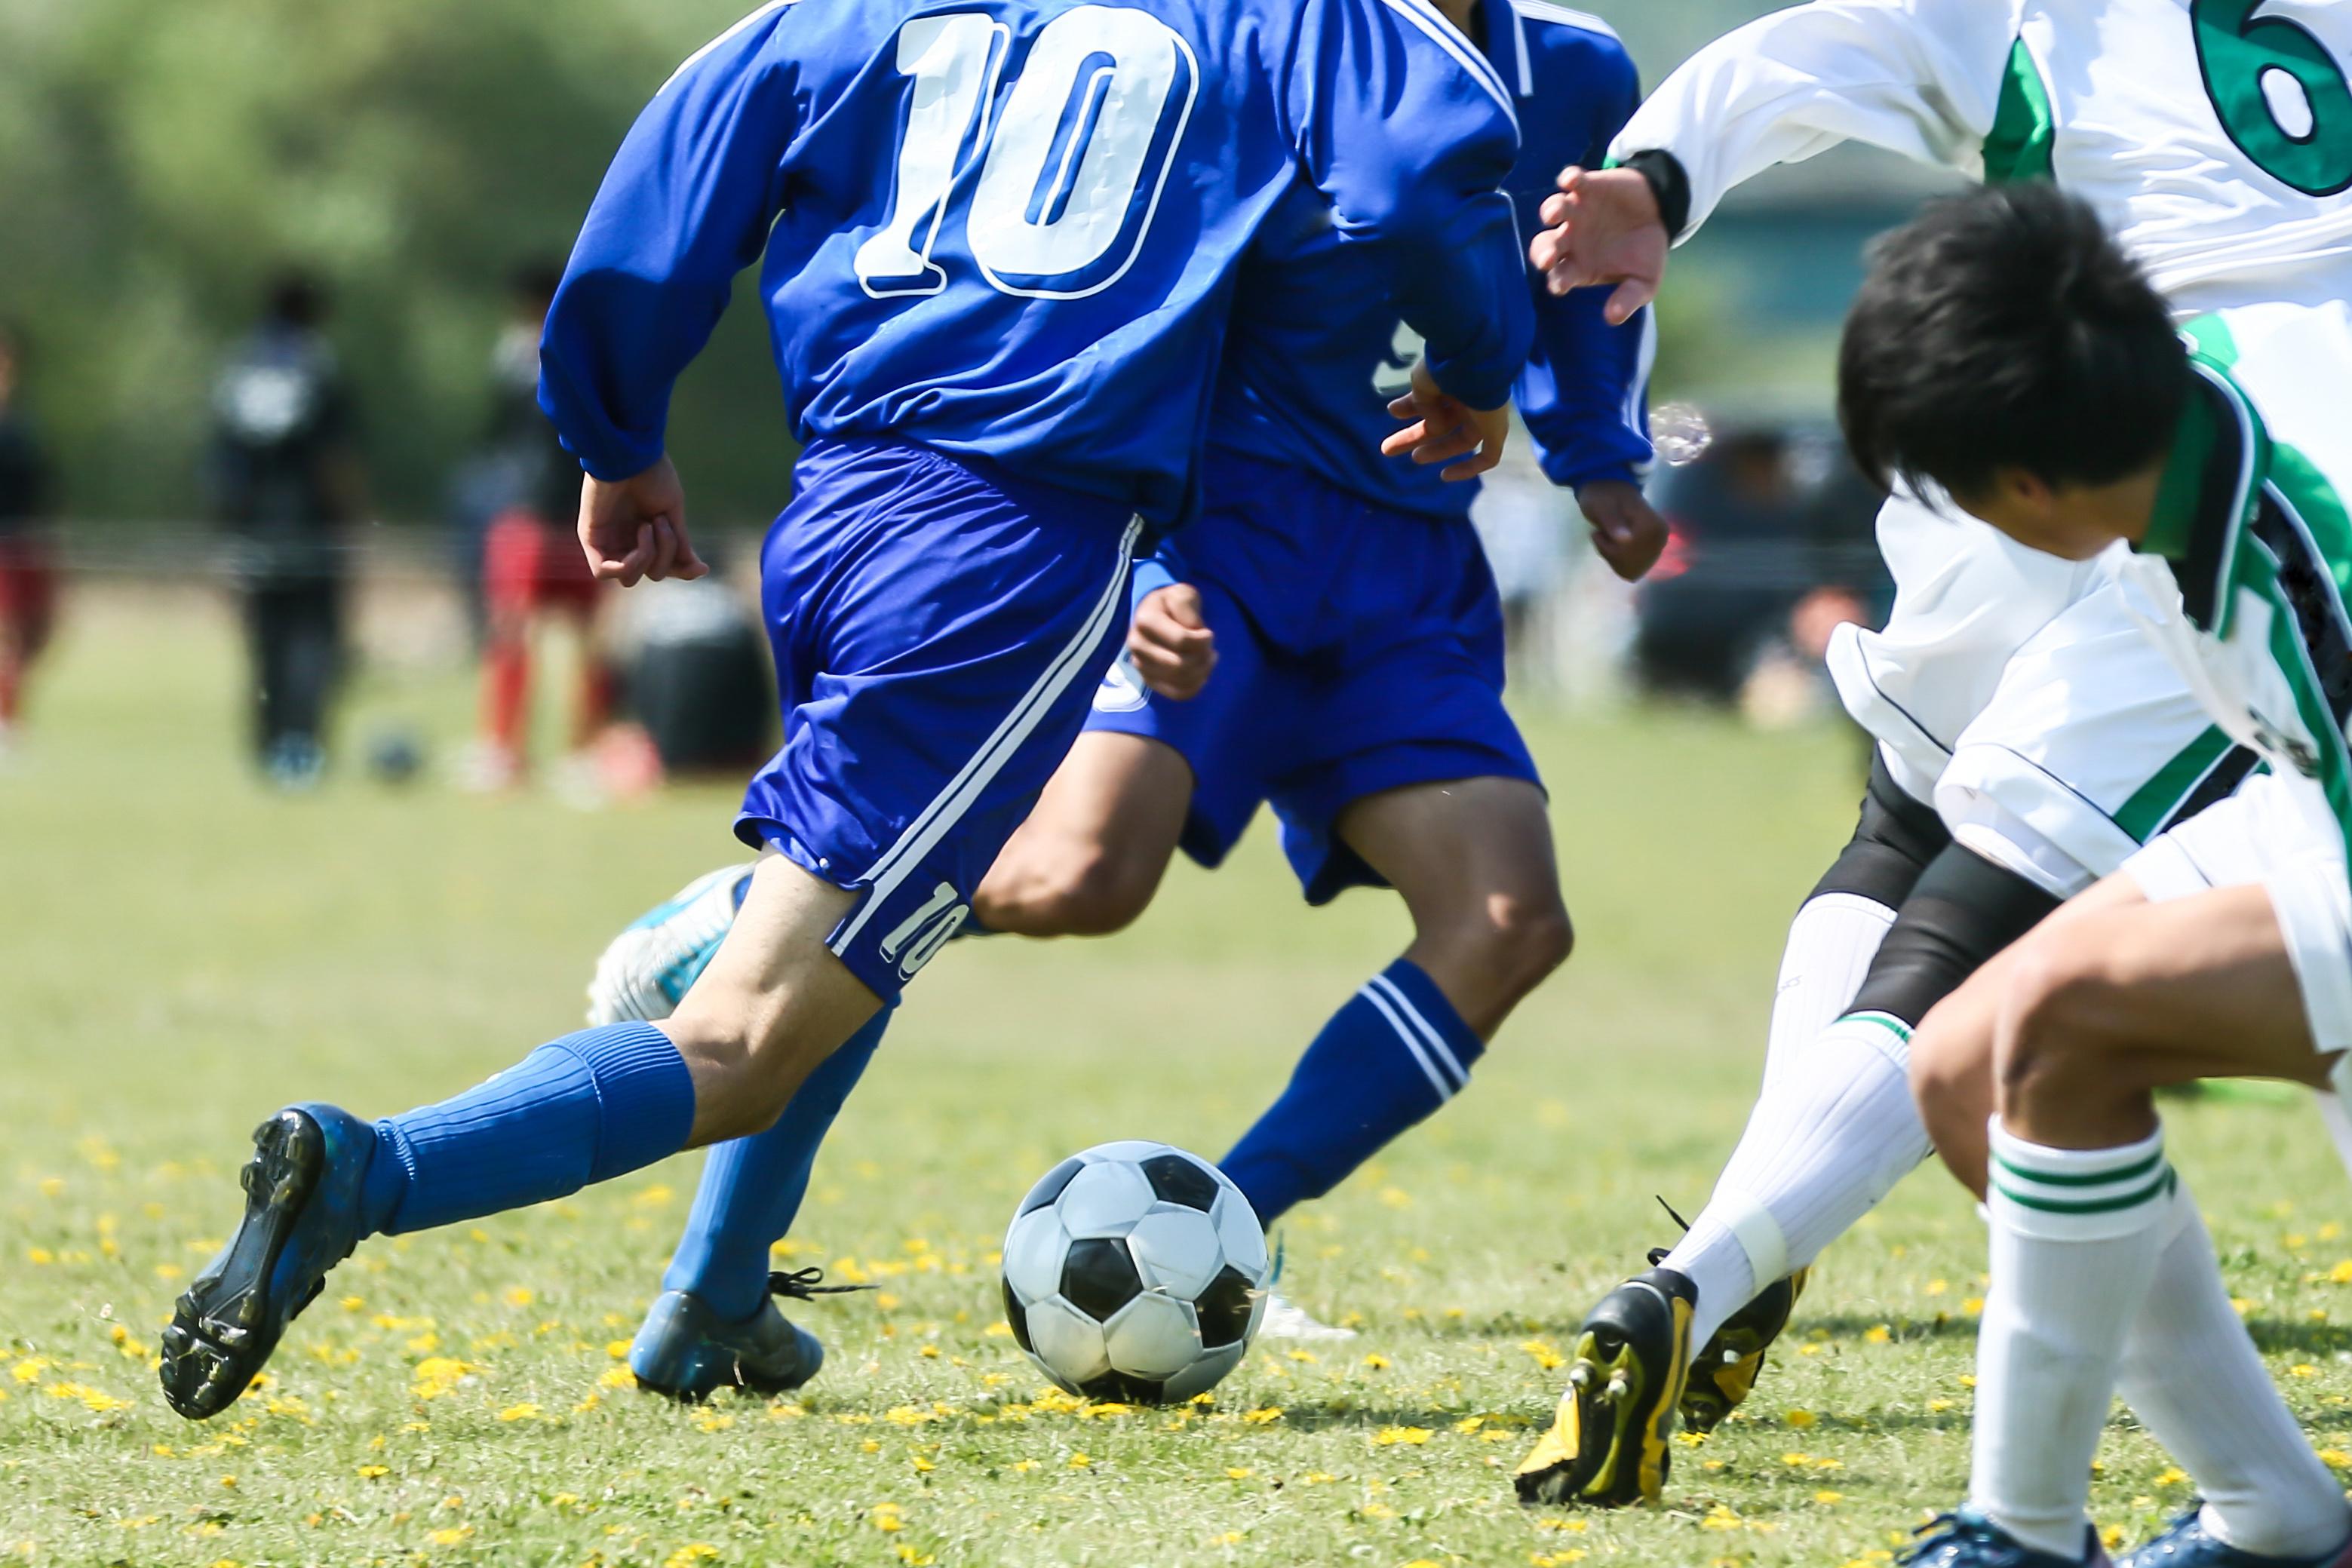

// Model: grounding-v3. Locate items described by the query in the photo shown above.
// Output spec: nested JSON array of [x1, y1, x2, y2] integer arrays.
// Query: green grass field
[[5, 591, 2350, 1568]]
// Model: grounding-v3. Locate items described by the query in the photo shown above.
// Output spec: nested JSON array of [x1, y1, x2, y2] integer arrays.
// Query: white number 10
[[852, 6, 1199, 301]]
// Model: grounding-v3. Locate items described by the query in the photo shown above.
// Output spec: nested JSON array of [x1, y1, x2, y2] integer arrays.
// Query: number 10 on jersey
[[853, 6, 1199, 301]]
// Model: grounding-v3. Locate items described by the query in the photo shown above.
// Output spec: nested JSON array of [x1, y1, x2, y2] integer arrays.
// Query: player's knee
[[980, 839, 1159, 936], [1909, 1000, 1982, 1152], [1994, 941, 2127, 1118], [1465, 887, 1574, 1002]]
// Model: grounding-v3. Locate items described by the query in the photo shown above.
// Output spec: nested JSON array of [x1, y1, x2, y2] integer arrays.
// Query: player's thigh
[[2000, 881, 2325, 1105], [974, 731, 1194, 932], [1911, 872, 2151, 1193], [1337, 775, 1564, 938]]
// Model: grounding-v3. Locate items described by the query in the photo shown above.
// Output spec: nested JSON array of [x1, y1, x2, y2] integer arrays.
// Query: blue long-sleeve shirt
[[1209, 0, 1653, 517], [538, 0, 1534, 531]]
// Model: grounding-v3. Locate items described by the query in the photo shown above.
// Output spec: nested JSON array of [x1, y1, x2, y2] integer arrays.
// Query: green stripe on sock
[[1840, 1011, 1912, 1045], [1991, 1146, 2166, 1190], [1994, 1167, 2176, 1216]]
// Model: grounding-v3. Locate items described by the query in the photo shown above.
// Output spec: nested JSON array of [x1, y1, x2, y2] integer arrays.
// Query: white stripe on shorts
[[1358, 980, 1457, 1102], [1366, 972, 1469, 1089], [831, 515, 1144, 955]]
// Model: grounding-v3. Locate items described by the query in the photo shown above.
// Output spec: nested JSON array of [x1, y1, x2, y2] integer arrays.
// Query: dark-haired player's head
[[266, 270, 330, 331], [1837, 183, 2189, 560]]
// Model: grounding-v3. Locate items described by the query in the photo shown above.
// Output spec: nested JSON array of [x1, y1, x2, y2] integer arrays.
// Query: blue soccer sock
[[358, 1023, 698, 1237], [1218, 959, 1485, 1225], [662, 1009, 891, 1321]]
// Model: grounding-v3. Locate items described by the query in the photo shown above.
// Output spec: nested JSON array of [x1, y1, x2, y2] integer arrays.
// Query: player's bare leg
[[1329, 776, 1570, 1036], [973, 732, 1192, 936], [1911, 879, 2351, 1566]]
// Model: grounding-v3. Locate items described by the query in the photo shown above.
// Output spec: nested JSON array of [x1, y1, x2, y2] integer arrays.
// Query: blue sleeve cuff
[[1129, 554, 1180, 608]]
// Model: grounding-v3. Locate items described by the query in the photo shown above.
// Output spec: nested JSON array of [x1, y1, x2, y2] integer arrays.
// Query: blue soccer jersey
[[539, 0, 1535, 530], [1209, 0, 1653, 516]]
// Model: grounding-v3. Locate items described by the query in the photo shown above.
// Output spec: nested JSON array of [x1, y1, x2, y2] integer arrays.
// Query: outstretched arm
[[1532, 0, 2018, 305]]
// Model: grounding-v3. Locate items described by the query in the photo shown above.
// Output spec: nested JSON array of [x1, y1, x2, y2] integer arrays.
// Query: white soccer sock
[[1761, 892, 1898, 1094], [1973, 1119, 2176, 1562], [2117, 1204, 2352, 1559], [1667, 1006, 1925, 1349]]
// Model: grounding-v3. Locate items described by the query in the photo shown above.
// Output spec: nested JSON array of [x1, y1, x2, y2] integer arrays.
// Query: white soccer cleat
[[1255, 1292, 1356, 1341], [585, 863, 757, 1026]]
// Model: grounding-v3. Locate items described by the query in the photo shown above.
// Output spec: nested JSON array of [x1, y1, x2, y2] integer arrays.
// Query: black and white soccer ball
[[999, 1140, 1270, 1403]]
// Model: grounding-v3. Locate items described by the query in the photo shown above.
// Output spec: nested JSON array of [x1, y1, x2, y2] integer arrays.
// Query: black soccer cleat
[[1680, 1264, 1809, 1435], [1514, 1266, 1696, 1508], [159, 1105, 370, 1420]]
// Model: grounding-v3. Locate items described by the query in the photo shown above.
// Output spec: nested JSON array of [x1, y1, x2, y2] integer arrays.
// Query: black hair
[[266, 270, 330, 329], [1838, 183, 2188, 501]]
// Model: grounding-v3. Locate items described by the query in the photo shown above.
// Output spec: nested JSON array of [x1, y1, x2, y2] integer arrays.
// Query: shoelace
[[1645, 1196, 1696, 1268], [766, 1266, 877, 1303]]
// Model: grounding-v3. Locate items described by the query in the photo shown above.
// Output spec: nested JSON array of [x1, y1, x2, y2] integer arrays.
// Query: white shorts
[[1828, 488, 2240, 898], [2123, 772, 2352, 1057]]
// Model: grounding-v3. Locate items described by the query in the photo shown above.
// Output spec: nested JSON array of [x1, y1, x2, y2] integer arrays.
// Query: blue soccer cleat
[[628, 1285, 827, 1402], [159, 1104, 373, 1420], [585, 864, 755, 1026], [1899, 1510, 2111, 1568], [2119, 1507, 2352, 1568]]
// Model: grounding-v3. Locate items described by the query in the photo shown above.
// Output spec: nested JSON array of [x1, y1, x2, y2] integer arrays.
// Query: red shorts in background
[[484, 509, 600, 620], [0, 534, 57, 648]]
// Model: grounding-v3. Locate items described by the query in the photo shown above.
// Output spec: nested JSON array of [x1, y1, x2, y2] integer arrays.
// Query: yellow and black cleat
[[1514, 1266, 1696, 1508], [1681, 1266, 1809, 1435]]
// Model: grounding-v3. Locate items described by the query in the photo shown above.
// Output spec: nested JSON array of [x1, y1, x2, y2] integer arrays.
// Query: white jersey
[[2111, 301, 2352, 863], [1618, 0, 2352, 313]]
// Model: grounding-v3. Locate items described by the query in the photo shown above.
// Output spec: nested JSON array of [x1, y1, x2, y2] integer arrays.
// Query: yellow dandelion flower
[[1242, 1406, 1284, 1424], [1785, 1409, 1817, 1428], [1225, 1467, 1253, 1481], [1361, 1354, 1390, 1370], [498, 1404, 541, 1422], [1286, 1349, 1318, 1364], [662, 1545, 719, 1568], [1864, 1325, 1892, 1345], [1454, 1416, 1485, 1435], [600, 1366, 635, 1389], [1816, 1490, 1844, 1505], [1372, 1426, 1432, 1446], [358, 1465, 389, 1479], [1012, 1459, 1039, 1473], [1068, 1453, 1091, 1468]]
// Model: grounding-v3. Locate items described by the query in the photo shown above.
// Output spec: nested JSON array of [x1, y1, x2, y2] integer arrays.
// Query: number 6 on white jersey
[[852, 5, 1199, 301]]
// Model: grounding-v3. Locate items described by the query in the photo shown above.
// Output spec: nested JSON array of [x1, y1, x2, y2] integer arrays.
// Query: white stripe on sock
[[1365, 974, 1469, 1089], [1359, 983, 1455, 1103]]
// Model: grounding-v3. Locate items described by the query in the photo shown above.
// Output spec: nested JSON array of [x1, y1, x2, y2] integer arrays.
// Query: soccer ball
[[999, 1140, 1270, 1403]]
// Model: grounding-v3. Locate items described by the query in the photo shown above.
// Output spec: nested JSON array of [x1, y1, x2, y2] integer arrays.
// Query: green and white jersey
[[1619, 0, 2352, 311], [2111, 302, 2352, 864]]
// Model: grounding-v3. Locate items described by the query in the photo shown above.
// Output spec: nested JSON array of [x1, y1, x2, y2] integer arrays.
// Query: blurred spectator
[[208, 272, 362, 789], [0, 321, 57, 756], [1633, 422, 1887, 707], [458, 263, 614, 791]]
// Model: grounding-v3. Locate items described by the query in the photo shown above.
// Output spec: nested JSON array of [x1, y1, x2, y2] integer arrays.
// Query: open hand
[[1380, 360, 1509, 482], [1528, 167, 1669, 324], [577, 454, 709, 587], [1128, 582, 1217, 700], [1576, 478, 1670, 581]]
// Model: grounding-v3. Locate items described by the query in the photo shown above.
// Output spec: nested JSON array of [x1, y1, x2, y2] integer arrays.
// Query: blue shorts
[[738, 439, 1140, 1000], [1086, 451, 1538, 904]]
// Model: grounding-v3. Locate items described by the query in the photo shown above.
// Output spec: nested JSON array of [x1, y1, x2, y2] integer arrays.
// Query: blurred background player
[[461, 262, 616, 792], [207, 272, 364, 790], [0, 321, 56, 759], [590, 0, 1660, 1386], [1860, 185, 2352, 1568], [158, 0, 1534, 1419], [1513, 0, 2352, 1509]]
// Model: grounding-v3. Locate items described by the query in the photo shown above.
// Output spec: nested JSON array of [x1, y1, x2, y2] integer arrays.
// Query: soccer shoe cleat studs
[[158, 1104, 372, 1420], [1681, 1263, 1809, 1434], [1899, 1510, 2111, 1568], [628, 1269, 861, 1401], [1514, 1266, 1696, 1508], [2119, 1506, 2352, 1568]]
